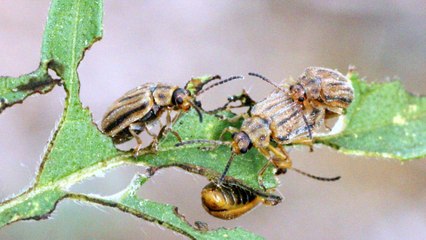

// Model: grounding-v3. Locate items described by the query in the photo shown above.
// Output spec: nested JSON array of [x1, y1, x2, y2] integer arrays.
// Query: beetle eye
[[298, 97, 305, 102], [176, 97, 184, 104], [240, 147, 248, 154]]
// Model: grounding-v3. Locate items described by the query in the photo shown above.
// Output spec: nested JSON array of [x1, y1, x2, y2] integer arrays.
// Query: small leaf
[[318, 73, 426, 160], [140, 110, 278, 191], [0, 66, 57, 114]]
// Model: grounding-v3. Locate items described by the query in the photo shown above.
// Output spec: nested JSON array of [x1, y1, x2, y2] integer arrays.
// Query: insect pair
[[175, 67, 354, 220], [178, 67, 354, 189]]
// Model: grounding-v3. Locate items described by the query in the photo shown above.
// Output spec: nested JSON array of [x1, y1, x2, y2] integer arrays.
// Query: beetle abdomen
[[302, 67, 354, 109], [321, 77, 354, 108], [201, 182, 262, 220], [101, 83, 156, 140]]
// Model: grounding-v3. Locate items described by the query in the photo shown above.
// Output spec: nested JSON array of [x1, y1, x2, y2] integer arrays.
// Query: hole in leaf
[[0, 87, 64, 200], [48, 68, 60, 81]]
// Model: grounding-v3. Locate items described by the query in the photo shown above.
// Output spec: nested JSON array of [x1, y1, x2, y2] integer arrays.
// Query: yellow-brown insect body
[[201, 182, 267, 220], [101, 83, 186, 144], [102, 75, 244, 154]]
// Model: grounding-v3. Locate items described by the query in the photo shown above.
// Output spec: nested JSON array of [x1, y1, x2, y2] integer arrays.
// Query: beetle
[[101, 75, 242, 155], [248, 67, 354, 143], [177, 67, 352, 187], [201, 181, 282, 220]]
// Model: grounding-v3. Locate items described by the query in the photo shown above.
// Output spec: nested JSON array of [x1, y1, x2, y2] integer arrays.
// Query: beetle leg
[[290, 138, 314, 152], [159, 110, 183, 143], [129, 123, 144, 157], [166, 109, 173, 125], [164, 129, 182, 142], [216, 112, 250, 123], [219, 126, 240, 141], [144, 125, 156, 137], [325, 106, 343, 115], [291, 138, 314, 152], [257, 148, 274, 190], [143, 124, 160, 152], [324, 109, 338, 131], [208, 89, 256, 115], [258, 161, 272, 191], [268, 145, 292, 169], [171, 110, 182, 123], [158, 121, 164, 130]]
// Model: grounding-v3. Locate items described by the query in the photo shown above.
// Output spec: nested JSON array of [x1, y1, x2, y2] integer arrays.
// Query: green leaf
[[318, 72, 426, 160], [0, 65, 57, 114], [0, 189, 65, 227], [140, 110, 278, 191]]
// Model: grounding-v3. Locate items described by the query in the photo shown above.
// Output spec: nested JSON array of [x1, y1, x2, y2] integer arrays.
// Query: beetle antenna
[[185, 75, 221, 93], [218, 152, 236, 185], [291, 167, 341, 181], [196, 76, 243, 97], [189, 100, 204, 122], [248, 72, 286, 92], [175, 139, 230, 147]]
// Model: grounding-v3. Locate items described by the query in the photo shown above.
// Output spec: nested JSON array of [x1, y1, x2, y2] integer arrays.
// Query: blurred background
[[1, 1, 426, 239]]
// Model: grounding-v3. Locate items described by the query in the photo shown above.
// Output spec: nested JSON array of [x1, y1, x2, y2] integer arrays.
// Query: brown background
[[1, 1, 426, 239]]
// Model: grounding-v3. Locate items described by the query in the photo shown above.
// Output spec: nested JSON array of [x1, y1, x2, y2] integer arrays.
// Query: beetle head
[[172, 88, 191, 111], [289, 83, 306, 103], [231, 132, 252, 154]]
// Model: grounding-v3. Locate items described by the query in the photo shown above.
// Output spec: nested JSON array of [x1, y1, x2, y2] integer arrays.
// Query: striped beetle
[[201, 181, 282, 220], [101, 75, 242, 155], [177, 67, 352, 188]]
